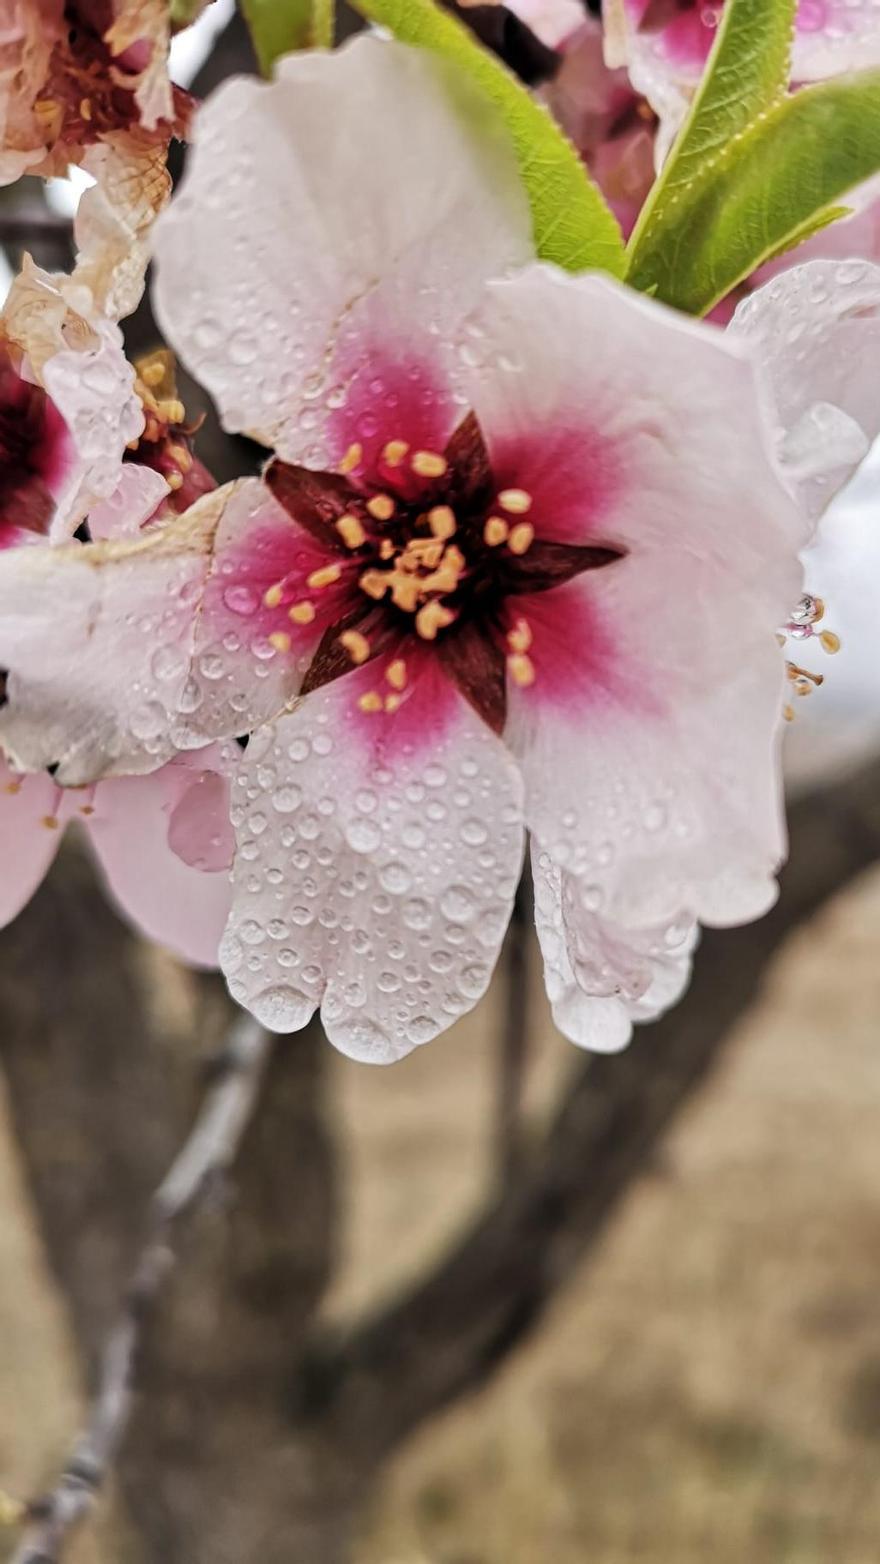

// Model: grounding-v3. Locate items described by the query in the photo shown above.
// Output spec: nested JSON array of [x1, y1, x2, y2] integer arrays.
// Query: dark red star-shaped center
[[264, 411, 623, 734]]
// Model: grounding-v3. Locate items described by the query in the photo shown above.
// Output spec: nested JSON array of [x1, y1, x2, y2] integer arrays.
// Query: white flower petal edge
[[731, 259, 880, 524], [220, 680, 525, 1061], [532, 840, 697, 1052], [2, 258, 144, 537], [462, 266, 804, 929], [0, 480, 306, 782], [152, 34, 533, 467]]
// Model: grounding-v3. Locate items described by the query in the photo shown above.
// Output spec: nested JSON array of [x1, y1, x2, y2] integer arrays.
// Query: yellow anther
[[166, 470, 184, 492], [289, 601, 316, 625], [386, 658, 408, 691], [811, 597, 825, 622], [367, 493, 395, 522], [141, 360, 166, 388], [384, 693, 403, 713], [415, 601, 454, 640], [41, 815, 60, 830], [269, 631, 291, 653], [411, 450, 447, 479], [421, 543, 466, 597], [360, 570, 389, 600], [336, 513, 366, 549], [508, 522, 535, 556], [307, 563, 342, 590], [358, 691, 384, 713], [404, 538, 444, 570], [508, 652, 536, 688], [783, 704, 795, 723], [340, 629, 371, 664], [264, 583, 283, 609], [159, 398, 185, 425], [389, 572, 421, 614], [484, 516, 509, 547], [339, 442, 363, 474], [168, 443, 192, 473], [428, 505, 456, 540], [80, 97, 92, 120], [379, 538, 395, 560], [4, 781, 21, 795], [507, 617, 532, 654], [382, 439, 409, 467], [498, 488, 532, 515], [819, 630, 841, 654], [80, 804, 95, 816]]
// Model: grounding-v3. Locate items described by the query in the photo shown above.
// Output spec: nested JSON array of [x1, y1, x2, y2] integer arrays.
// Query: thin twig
[[11, 1012, 271, 1564]]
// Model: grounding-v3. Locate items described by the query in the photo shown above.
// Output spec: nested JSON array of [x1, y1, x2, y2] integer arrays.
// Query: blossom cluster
[[0, 0, 878, 1059]]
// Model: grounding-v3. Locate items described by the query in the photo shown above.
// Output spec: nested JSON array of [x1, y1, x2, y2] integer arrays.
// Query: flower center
[[263, 411, 623, 734]]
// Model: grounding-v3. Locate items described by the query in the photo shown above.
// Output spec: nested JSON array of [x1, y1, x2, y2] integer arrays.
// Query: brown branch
[[312, 752, 880, 1459], [11, 1014, 271, 1564]]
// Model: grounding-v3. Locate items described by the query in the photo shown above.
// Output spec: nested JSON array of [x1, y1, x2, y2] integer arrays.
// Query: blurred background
[[1, 5, 880, 1562]]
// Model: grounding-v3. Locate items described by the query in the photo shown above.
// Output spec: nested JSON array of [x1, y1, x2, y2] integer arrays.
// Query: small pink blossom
[[0, 746, 233, 965], [0, 39, 873, 1056]]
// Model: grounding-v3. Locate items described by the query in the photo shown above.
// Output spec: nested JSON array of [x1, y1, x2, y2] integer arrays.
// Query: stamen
[[339, 442, 363, 474], [382, 440, 409, 467], [360, 570, 389, 600], [289, 601, 316, 625], [263, 583, 284, 609], [379, 539, 395, 561], [415, 601, 454, 640], [341, 629, 371, 664], [166, 471, 184, 492], [386, 658, 408, 690], [159, 398, 185, 425], [507, 522, 535, 556], [307, 563, 343, 590], [507, 617, 532, 654], [168, 444, 192, 473], [819, 630, 841, 654], [80, 97, 92, 120], [141, 361, 165, 389], [411, 450, 447, 479], [41, 815, 60, 830], [336, 513, 367, 549], [358, 691, 384, 713], [484, 516, 509, 547], [428, 505, 456, 541], [389, 572, 421, 614], [498, 488, 532, 515], [367, 493, 395, 522], [269, 631, 291, 653], [4, 781, 21, 795], [384, 693, 403, 713], [507, 653, 536, 687]]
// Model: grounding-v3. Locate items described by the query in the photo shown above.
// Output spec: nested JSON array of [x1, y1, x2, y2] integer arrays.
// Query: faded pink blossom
[[0, 39, 873, 1056], [0, 747, 233, 965]]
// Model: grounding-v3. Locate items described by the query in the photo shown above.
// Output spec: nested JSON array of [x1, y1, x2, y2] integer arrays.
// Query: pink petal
[[84, 756, 234, 967], [153, 35, 532, 468], [0, 758, 63, 926], [220, 671, 524, 1059], [462, 267, 804, 928]]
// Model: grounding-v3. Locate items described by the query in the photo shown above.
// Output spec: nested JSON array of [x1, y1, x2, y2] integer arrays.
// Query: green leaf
[[239, 0, 334, 71], [627, 0, 797, 260], [627, 71, 880, 314], [348, 0, 625, 277]]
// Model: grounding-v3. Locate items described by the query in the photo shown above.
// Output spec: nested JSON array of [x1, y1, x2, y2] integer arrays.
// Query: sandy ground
[[1, 865, 880, 1563]]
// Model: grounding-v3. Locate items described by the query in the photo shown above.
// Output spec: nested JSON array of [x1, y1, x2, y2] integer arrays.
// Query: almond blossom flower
[[605, 0, 880, 159], [0, 37, 864, 1058], [0, 747, 233, 965]]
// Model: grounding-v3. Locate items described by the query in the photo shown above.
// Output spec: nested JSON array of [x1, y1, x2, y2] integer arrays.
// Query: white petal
[[153, 35, 532, 466], [87, 462, 171, 539], [793, 3, 880, 80], [731, 259, 880, 522], [0, 760, 62, 927], [220, 677, 525, 1061], [0, 480, 304, 782], [532, 839, 696, 1052], [463, 267, 803, 927]]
